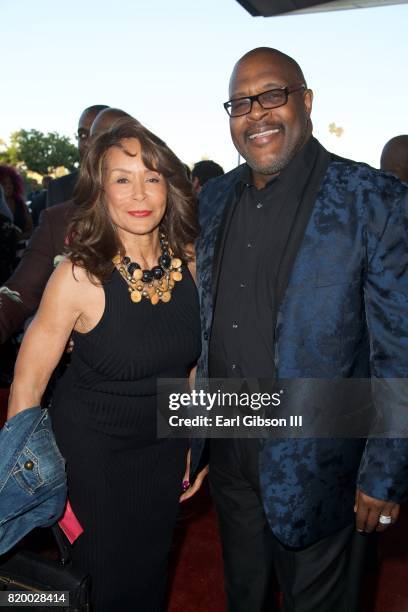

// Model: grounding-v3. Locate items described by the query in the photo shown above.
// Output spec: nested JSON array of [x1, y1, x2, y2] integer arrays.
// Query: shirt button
[[256, 202, 263, 209], [232, 323, 238, 329], [240, 282, 246, 288], [247, 242, 252, 248], [231, 363, 237, 370], [203, 332, 209, 340]]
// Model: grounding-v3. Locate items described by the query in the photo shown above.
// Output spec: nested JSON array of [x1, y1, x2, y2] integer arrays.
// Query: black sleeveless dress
[[51, 267, 201, 612]]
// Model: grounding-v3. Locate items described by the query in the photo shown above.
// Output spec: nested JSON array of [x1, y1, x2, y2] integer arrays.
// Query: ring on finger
[[378, 514, 392, 525]]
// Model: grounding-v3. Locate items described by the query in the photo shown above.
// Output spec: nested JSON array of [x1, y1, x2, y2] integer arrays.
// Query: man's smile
[[246, 125, 283, 145]]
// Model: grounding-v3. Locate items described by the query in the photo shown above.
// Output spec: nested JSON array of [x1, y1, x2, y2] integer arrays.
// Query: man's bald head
[[229, 47, 307, 97], [78, 105, 109, 128], [77, 104, 109, 158], [90, 108, 135, 138], [380, 135, 408, 182]]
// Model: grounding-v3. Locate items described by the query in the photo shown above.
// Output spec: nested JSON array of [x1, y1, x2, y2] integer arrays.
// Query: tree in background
[[0, 129, 79, 176]]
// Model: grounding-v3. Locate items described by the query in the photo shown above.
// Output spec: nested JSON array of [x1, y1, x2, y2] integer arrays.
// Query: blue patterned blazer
[[195, 146, 408, 548]]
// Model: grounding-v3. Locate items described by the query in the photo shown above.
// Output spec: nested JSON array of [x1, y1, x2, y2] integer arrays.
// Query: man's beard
[[245, 120, 309, 176]]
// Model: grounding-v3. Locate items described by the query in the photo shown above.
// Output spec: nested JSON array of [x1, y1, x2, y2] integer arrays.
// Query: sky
[[1, 0, 407, 172]]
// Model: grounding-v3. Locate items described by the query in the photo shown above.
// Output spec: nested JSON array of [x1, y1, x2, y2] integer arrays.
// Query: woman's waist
[[55, 365, 189, 399]]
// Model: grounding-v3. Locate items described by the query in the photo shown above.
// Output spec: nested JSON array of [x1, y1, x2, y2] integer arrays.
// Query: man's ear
[[192, 176, 201, 195], [304, 88, 313, 118]]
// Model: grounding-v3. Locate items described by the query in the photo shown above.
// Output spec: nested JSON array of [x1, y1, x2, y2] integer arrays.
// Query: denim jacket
[[0, 407, 67, 555]]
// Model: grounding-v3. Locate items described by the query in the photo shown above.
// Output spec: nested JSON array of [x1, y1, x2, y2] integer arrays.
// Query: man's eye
[[262, 91, 285, 104], [231, 99, 249, 111]]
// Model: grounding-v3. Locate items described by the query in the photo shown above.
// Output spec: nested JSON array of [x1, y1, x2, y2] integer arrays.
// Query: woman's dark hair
[[0, 165, 26, 205], [0, 165, 27, 231], [67, 117, 198, 282]]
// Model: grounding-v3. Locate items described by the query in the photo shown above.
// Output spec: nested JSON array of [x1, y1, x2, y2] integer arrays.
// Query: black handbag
[[0, 525, 90, 611]]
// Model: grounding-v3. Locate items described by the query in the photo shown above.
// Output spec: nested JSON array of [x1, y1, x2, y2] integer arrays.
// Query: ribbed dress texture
[[50, 267, 201, 612]]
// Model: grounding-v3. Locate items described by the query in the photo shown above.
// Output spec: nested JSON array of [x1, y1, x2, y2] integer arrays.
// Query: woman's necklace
[[113, 234, 183, 305]]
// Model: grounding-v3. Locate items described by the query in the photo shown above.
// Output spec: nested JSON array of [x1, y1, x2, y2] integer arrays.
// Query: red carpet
[[168, 484, 408, 612], [167, 485, 227, 612], [1, 390, 407, 611]]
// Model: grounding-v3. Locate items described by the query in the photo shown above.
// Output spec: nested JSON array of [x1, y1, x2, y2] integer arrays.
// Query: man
[[192, 160, 224, 194], [0, 107, 133, 343], [46, 104, 109, 207], [194, 47, 408, 612], [30, 175, 53, 228], [380, 134, 408, 182]]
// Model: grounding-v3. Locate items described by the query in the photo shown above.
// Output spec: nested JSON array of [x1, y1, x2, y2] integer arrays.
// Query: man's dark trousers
[[210, 438, 366, 612]]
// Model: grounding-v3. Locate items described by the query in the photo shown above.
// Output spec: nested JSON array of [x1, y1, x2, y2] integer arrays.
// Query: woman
[[0, 165, 32, 239], [8, 118, 205, 611]]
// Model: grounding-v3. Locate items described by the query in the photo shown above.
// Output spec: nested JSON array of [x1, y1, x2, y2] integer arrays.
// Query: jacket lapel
[[275, 143, 331, 315]]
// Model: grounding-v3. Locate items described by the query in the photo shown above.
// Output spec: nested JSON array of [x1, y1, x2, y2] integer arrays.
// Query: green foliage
[[0, 129, 79, 176]]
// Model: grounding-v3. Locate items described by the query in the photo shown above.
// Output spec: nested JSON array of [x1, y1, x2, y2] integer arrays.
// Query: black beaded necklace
[[113, 233, 183, 304]]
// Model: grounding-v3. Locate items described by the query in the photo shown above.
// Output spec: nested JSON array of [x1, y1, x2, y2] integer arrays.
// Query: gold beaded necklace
[[113, 234, 183, 305]]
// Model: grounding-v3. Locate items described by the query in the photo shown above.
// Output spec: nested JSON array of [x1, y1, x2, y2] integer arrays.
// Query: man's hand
[[179, 449, 209, 502], [354, 488, 400, 533]]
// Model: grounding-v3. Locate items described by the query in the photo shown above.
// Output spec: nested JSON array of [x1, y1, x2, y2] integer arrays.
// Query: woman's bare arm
[[7, 260, 85, 419]]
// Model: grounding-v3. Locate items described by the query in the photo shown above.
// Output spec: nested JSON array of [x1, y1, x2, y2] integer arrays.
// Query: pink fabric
[[58, 499, 83, 544]]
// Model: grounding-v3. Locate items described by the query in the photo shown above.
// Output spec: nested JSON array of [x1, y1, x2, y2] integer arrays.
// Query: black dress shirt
[[209, 136, 318, 379]]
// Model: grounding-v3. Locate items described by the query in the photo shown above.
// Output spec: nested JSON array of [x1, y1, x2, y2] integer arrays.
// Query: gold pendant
[[171, 270, 182, 282], [130, 290, 142, 303], [133, 269, 143, 281], [161, 291, 172, 303]]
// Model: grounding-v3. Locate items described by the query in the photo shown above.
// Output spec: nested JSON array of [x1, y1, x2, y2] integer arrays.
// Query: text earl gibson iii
[[168, 415, 303, 428]]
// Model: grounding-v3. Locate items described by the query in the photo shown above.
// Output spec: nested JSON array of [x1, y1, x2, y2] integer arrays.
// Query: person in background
[[0, 108, 132, 344], [30, 175, 53, 228], [0, 185, 19, 283], [0, 165, 32, 239], [0, 184, 13, 223], [192, 159, 224, 194], [0, 184, 21, 384], [7, 117, 204, 611], [46, 104, 109, 207], [380, 134, 408, 182]]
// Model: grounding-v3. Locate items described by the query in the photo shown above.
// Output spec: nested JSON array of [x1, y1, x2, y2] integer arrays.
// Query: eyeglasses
[[223, 84, 306, 117]]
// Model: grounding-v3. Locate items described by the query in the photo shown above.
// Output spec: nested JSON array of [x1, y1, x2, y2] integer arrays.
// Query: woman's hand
[[179, 449, 209, 502]]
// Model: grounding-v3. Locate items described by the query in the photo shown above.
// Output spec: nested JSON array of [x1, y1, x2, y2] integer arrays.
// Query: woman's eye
[[147, 177, 160, 183], [116, 177, 128, 184]]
